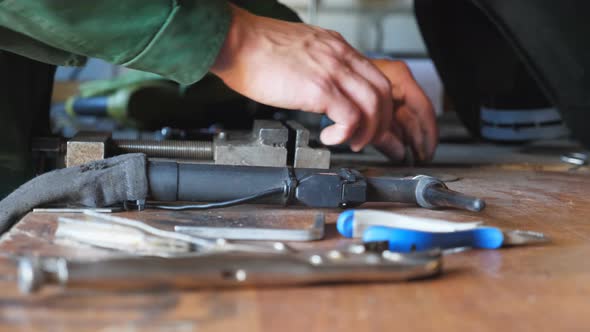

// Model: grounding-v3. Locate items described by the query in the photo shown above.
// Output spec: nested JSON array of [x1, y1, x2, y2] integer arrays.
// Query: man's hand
[[369, 59, 437, 161], [211, 5, 437, 161]]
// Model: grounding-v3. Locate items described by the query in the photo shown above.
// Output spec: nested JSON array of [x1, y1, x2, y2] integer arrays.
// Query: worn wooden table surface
[[1, 161, 589, 331]]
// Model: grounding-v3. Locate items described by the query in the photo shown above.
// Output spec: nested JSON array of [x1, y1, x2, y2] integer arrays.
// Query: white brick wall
[[279, 0, 426, 54]]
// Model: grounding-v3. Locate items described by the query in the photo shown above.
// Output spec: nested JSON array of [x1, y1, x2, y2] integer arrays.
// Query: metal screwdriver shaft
[[422, 185, 486, 212]]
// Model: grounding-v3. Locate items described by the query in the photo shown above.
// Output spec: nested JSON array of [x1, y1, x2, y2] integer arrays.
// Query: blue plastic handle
[[336, 210, 355, 238], [363, 226, 504, 252]]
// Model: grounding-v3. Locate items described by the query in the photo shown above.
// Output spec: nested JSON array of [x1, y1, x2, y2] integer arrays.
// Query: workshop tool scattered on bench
[[17, 249, 442, 294], [363, 227, 549, 252], [173, 212, 325, 241], [337, 210, 550, 253], [0, 154, 485, 234], [144, 164, 485, 212], [16, 211, 443, 294], [36, 120, 331, 169], [57, 211, 296, 256], [337, 209, 484, 237], [561, 152, 589, 170], [33, 207, 121, 213]]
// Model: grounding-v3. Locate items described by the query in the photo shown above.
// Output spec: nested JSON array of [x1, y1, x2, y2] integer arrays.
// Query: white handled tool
[[337, 209, 483, 238]]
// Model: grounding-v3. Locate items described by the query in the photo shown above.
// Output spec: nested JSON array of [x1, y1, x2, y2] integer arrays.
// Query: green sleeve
[[0, 0, 232, 85]]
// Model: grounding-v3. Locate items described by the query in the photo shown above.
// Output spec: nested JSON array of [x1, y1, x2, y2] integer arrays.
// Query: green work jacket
[[0, 0, 300, 85]]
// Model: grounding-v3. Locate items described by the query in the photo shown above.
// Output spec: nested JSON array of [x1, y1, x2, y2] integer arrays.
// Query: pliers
[[337, 210, 549, 253]]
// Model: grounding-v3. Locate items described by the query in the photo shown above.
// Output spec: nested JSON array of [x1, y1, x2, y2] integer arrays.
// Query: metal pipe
[[366, 177, 418, 204], [148, 161, 293, 203]]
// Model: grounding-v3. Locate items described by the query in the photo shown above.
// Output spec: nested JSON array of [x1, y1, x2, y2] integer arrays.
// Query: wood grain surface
[[1, 165, 590, 332]]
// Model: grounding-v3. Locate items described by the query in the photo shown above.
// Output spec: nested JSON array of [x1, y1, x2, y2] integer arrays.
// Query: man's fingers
[[320, 123, 353, 145], [373, 129, 406, 161], [312, 84, 362, 145], [347, 56, 393, 144], [396, 106, 427, 161], [372, 59, 412, 101], [374, 59, 438, 161], [333, 67, 384, 151], [403, 86, 437, 161]]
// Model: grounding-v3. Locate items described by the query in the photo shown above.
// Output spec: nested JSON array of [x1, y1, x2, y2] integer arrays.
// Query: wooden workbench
[[1, 143, 590, 332]]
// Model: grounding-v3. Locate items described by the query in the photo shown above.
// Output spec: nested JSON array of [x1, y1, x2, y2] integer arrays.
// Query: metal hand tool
[[561, 152, 588, 170], [56, 217, 193, 256], [57, 211, 294, 256], [36, 120, 331, 169], [20, 210, 444, 294], [33, 207, 121, 213], [337, 209, 483, 238], [16, 245, 443, 294], [147, 162, 485, 211], [174, 213, 325, 241], [362, 226, 550, 253]]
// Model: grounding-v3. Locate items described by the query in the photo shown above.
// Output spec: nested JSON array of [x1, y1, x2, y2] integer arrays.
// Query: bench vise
[[49, 120, 331, 169]]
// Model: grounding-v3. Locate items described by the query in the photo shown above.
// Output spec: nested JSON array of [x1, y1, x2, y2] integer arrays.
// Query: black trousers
[[0, 52, 55, 199], [415, 0, 590, 145]]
